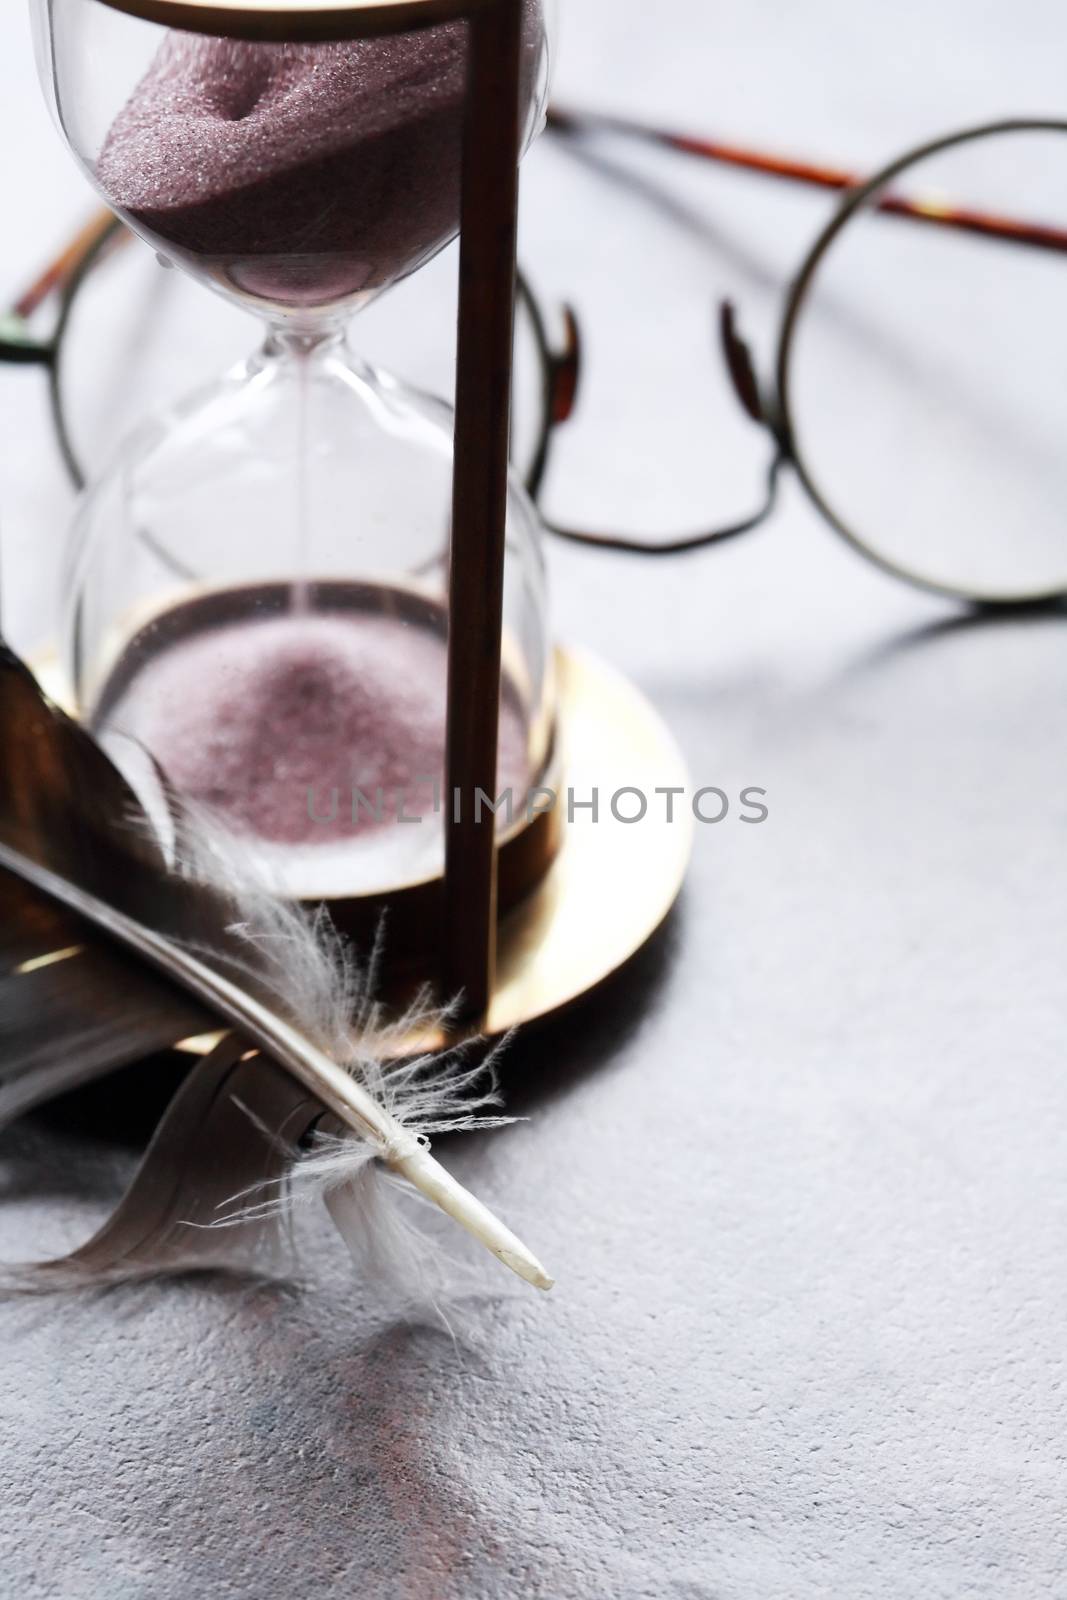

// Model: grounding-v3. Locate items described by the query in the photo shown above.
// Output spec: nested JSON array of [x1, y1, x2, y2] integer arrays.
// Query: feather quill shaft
[[0, 838, 552, 1290]]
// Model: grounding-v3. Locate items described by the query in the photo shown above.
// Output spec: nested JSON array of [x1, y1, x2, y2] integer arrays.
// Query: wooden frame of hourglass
[[74, 0, 692, 1040]]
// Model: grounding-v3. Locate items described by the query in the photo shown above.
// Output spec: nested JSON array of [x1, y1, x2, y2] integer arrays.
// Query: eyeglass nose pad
[[549, 304, 582, 425], [717, 299, 765, 425]]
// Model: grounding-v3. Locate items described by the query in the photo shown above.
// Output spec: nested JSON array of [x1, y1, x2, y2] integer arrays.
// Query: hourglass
[[30, 0, 691, 1035]]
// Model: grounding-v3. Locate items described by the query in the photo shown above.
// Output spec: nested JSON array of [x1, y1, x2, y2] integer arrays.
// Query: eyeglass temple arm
[[1, 210, 126, 377], [11, 210, 121, 323], [547, 105, 1067, 258]]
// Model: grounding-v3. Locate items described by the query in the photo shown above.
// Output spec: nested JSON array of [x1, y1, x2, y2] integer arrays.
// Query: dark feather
[[0, 640, 340, 1279], [15, 1035, 324, 1289], [0, 642, 356, 1077], [1, 869, 210, 1127], [0, 641, 217, 1117], [0, 642, 550, 1292]]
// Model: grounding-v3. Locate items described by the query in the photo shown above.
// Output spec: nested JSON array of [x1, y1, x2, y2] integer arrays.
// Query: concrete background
[[1, 2, 1066, 1596]]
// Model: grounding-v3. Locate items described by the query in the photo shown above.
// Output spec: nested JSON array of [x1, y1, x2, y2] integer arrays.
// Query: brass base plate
[[480, 646, 691, 1037], [33, 644, 691, 1050]]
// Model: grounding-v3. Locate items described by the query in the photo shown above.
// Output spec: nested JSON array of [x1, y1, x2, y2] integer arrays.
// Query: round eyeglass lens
[[782, 124, 1067, 603]]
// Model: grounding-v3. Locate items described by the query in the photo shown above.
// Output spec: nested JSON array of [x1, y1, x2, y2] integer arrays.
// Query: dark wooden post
[[441, 0, 523, 1022]]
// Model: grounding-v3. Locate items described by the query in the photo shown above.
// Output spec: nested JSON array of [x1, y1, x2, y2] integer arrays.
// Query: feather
[[3, 1034, 318, 1290], [0, 643, 552, 1293], [0, 873, 206, 1129], [217, 1016, 519, 1302]]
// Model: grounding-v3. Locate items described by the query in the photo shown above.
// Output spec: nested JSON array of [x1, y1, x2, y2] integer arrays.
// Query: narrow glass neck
[[262, 320, 349, 363]]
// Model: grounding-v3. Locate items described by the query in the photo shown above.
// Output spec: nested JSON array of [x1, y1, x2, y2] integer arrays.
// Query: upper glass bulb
[[32, 0, 552, 318]]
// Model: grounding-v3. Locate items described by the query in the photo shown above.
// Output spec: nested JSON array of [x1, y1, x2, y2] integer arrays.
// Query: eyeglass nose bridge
[[717, 299, 791, 454]]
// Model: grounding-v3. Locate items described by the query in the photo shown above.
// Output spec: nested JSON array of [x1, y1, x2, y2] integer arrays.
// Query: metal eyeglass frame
[[4, 114, 1067, 608], [534, 111, 1067, 608]]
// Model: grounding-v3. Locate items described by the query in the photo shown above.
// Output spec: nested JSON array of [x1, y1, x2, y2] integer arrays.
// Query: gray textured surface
[[2, 2, 1067, 1596]]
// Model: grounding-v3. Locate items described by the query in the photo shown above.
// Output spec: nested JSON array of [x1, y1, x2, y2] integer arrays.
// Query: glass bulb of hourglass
[[31, 0, 555, 901]]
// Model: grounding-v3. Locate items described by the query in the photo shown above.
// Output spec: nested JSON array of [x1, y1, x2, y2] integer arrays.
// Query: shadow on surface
[[854, 594, 1067, 677], [493, 892, 685, 1119]]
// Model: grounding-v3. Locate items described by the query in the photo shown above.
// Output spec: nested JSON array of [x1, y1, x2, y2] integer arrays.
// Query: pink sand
[[104, 612, 529, 847], [96, 13, 541, 307]]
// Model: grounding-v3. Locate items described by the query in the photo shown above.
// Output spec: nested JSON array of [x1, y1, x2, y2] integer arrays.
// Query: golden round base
[[169, 645, 691, 1056], [35, 644, 691, 1053], [476, 645, 691, 1040]]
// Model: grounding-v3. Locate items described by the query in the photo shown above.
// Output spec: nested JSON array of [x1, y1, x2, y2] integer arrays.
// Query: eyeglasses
[[5, 112, 1067, 606], [534, 111, 1067, 607]]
